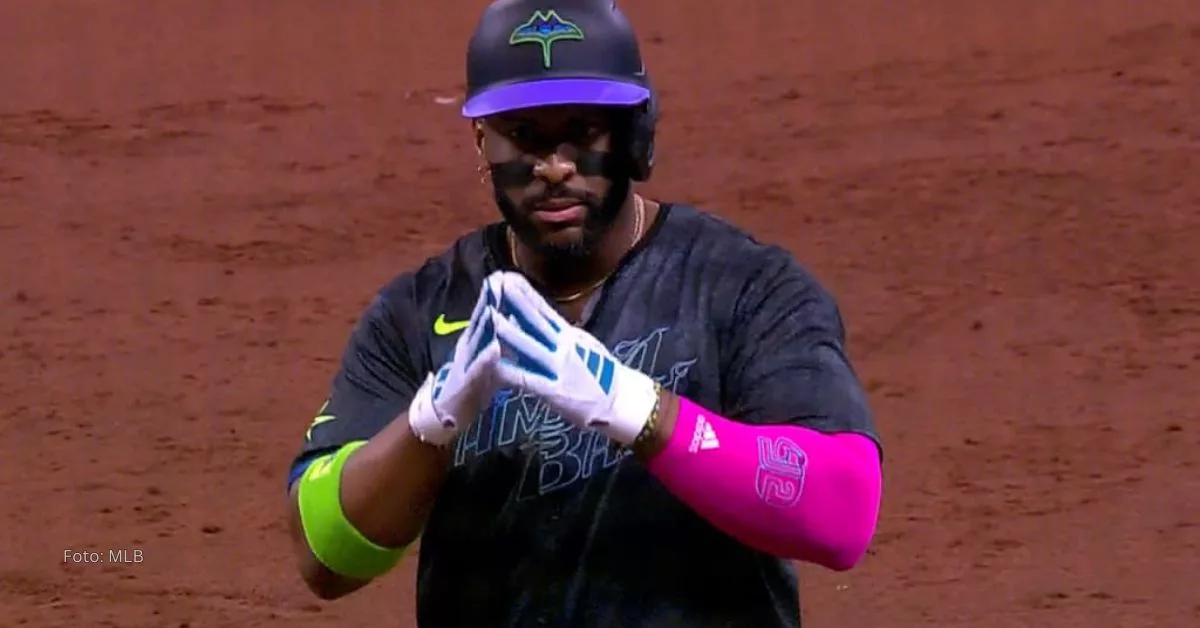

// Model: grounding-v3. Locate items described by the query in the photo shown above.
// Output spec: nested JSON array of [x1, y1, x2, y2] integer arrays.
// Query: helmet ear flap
[[628, 86, 658, 182]]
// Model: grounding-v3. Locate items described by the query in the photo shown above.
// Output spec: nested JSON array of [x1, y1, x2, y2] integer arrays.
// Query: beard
[[494, 174, 631, 263]]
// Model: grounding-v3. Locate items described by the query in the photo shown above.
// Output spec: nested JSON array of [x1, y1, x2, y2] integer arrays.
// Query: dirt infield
[[3, 0, 1198, 626]]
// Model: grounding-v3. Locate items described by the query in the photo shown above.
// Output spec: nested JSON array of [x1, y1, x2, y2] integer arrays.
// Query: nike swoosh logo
[[306, 414, 336, 440], [433, 313, 469, 336]]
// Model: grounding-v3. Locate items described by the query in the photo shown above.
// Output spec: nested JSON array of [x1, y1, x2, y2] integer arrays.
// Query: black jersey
[[289, 204, 879, 627]]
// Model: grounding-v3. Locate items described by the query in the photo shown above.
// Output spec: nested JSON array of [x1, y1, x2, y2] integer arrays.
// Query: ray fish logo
[[508, 10, 585, 69]]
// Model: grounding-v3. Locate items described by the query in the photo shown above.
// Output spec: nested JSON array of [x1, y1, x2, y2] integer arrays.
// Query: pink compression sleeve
[[645, 397, 882, 570]]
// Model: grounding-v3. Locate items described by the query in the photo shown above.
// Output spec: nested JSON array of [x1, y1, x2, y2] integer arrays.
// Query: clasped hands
[[407, 271, 660, 449]]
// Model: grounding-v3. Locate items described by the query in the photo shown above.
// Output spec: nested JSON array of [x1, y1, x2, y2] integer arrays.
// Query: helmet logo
[[508, 10, 585, 69]]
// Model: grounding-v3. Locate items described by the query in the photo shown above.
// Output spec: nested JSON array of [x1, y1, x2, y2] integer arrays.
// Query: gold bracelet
[[632, 382, 663, 449]]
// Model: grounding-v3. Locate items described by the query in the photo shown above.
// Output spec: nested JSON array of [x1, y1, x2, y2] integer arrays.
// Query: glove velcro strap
[[297, 441, 406, 580], [407, 373, 458, 447], [605, 368, 661, 446]]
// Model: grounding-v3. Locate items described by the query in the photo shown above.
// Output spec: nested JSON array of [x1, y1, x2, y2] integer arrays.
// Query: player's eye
[[567, 120, 605, 144], [505, 125, 536, 145]]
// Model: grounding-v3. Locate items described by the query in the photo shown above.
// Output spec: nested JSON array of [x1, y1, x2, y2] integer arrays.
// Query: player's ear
[[472, 121, 485, 157]]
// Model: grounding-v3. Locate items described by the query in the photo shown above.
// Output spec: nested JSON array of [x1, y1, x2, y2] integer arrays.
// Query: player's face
[[478, 105, 628, 260]]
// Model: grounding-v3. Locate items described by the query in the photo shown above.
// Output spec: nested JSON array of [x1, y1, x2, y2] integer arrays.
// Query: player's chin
[[537, 226, 588, 252]]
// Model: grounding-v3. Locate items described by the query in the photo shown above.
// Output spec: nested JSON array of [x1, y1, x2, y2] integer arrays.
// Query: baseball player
[[286, 0, 883, 626]]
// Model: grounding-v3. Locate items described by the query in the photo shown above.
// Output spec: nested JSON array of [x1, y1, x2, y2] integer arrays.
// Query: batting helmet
[[462, 0, 659, 181]]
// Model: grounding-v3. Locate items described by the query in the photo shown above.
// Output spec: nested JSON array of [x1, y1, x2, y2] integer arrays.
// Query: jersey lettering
[[453, 326, 697, 498]]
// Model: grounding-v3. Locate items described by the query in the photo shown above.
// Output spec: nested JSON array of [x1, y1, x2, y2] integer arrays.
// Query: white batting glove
[[485, 271, 659, 446], [407, 277, 502, 446]]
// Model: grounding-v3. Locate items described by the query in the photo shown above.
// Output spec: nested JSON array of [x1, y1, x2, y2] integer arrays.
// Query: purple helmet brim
[[461, 78, 651, 118]]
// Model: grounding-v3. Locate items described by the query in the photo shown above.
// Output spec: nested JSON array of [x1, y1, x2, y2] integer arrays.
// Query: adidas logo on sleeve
[[687, 415, 721, 453]]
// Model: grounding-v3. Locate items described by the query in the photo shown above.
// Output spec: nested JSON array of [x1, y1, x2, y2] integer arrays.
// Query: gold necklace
[[509, 195, 646, 303]]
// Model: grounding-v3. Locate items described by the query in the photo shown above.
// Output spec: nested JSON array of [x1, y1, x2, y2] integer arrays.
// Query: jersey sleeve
[[287, 279, 429, 488], [721, 250, 881, 453]]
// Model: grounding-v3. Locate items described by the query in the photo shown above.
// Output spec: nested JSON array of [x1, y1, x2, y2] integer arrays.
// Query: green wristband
[[297, 441, 406, 580]]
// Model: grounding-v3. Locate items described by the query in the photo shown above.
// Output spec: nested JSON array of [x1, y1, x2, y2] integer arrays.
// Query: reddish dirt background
[[2, 1, 1198, 626]]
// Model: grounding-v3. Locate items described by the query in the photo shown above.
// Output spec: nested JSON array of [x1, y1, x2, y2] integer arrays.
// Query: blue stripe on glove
[[575, 344, 615, 394]]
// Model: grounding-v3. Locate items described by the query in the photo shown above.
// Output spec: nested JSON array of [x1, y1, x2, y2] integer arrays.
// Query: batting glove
[[407, 276, 502, 446], [485, 271, 659, 446]]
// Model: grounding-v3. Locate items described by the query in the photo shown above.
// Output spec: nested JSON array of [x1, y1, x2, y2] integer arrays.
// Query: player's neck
[[521, 193, 653, 299]]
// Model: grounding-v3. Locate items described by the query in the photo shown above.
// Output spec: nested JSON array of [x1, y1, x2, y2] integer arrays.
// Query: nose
[[532, 153, 578, 184]]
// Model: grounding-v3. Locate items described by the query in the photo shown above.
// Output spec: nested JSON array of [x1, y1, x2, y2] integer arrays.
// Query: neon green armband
[[297, 441, 406, 580]]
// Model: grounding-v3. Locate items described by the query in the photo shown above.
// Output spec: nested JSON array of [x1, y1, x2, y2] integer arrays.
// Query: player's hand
[[485, 271, 659, 446], [407, 278, 502, 446]]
